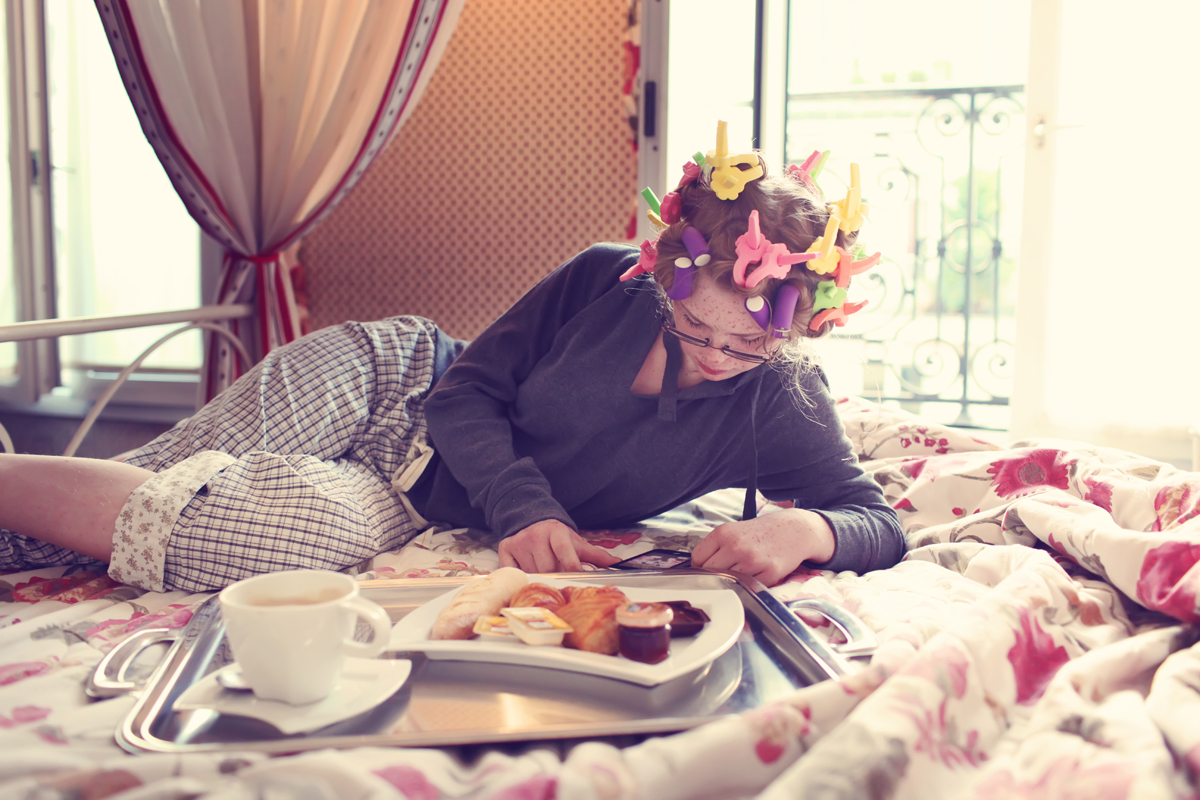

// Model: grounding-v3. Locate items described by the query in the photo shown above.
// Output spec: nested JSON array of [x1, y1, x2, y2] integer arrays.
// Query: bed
[[3, 396, 1199, 799]]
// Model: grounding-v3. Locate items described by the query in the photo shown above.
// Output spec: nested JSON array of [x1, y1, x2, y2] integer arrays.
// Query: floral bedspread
[[5, 397, 1200, 799]]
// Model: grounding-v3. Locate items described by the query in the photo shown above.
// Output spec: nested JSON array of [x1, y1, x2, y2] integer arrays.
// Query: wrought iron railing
[[786, 84, 1025, 428]]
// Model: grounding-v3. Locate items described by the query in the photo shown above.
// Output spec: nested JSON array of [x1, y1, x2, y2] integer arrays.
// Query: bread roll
[[430, 567, 529, 640]]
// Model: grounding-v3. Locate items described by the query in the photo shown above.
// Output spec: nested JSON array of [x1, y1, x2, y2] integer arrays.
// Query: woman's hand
[[498, 519, 622, 573], [690, 508, 836, 586]]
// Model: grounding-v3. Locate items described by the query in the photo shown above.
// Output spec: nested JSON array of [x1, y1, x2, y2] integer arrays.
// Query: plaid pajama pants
[[0, 317, 442, 592]]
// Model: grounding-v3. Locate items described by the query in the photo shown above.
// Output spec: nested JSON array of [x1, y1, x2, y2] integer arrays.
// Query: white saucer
[[173, 658, 412, 734]]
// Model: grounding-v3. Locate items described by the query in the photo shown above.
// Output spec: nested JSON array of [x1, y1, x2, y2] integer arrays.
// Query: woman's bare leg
[[0, 454, 154, 562]]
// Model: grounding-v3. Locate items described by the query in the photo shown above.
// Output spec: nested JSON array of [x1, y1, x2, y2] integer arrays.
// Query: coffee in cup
[[219, 569, 392, 705]]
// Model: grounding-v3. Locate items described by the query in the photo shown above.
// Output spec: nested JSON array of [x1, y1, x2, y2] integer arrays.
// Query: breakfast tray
[[89, 570, 878, 755]]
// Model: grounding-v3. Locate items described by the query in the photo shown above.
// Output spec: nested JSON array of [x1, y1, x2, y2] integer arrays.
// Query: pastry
[[561, 584, 627, 604], [557, 585, 629, 654], [430, 567, 529, 640], [509, 582, 567, 612]]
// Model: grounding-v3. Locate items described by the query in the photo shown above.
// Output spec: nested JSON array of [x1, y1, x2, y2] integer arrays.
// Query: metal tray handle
[[87, 627, 180, 698], [785, 598, 879, 657]]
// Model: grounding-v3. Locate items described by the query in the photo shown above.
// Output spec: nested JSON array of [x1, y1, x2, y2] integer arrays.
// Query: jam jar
[[615, 602, 674, 664]]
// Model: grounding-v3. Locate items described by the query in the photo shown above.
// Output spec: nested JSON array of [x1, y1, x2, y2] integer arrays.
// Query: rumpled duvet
[[3, 396, 1200, 799]]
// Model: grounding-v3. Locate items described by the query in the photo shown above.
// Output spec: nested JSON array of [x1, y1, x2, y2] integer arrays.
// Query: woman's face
[[671, 275, 775, 384]]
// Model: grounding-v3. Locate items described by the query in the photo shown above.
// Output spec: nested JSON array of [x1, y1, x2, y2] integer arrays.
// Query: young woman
[[0, 126, 904, 592]]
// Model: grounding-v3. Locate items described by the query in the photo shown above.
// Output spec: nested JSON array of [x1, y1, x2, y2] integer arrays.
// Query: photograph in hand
[[610, 549, 693, 570]]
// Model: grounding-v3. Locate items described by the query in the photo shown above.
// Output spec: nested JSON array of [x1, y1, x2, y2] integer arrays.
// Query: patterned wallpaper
[[300, 0, 638, 339]]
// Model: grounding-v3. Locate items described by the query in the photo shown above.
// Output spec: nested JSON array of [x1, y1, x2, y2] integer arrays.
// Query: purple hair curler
[[770, 284, 801, 339], [667, 257, 696, 299], [745, 295, 771, 330], [667, 226, 712, 300], [681, 227, 712, 266]]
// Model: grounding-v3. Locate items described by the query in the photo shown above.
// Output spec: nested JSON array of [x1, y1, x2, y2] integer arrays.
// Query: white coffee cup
[[219, 569, 392, 705]]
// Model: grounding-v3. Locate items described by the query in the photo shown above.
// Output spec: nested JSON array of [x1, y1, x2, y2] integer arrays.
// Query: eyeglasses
[[661, 321, 779, 364]]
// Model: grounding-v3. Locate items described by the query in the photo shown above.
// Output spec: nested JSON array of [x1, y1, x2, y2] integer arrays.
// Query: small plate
[[387, 583, 744, 686], [173, 658, 412, 735]]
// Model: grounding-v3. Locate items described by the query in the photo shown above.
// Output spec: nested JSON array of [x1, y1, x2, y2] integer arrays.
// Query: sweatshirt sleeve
[[757, 370, 906, 573], [422, 244, 637, 539]]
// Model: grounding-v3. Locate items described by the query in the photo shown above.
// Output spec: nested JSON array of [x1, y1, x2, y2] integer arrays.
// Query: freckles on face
[[674, 275, 770, 381]]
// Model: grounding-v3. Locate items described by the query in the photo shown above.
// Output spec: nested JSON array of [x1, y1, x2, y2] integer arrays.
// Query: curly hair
[[650, 155, 860, 346], [644, 156, 865, 394]]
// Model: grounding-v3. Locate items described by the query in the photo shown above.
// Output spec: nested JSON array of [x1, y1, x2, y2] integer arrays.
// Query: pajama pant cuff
[[107, 450, 236, 591]]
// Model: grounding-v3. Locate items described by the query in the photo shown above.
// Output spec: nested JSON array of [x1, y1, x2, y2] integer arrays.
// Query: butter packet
[[472, 615, 517, 641], [500, 606, 573, 646]]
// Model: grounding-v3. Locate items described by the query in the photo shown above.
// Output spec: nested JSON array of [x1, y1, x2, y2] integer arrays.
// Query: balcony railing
[[787, 84, 1025, 428]]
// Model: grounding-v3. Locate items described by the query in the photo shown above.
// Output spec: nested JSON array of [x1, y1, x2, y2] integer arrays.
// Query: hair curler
[[770, 284, 801, 339], [744, 295, 771, 330], [667, 226, 712, 300], [667, 257, 696, 300]]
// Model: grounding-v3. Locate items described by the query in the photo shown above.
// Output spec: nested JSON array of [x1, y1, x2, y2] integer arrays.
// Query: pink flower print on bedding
[[0, 659, 54, 686], [1081, 476, 1114, 513], [747, 703, 811, 765], [1136, 540, 1200, 623], [1007, 609, 1070, 704], [373, 766, 439, 800], [1152, 480, 1200, 531], [987, 449, 1070, 498], [8, 572, 115, 604], [0, 704, 50, 728], [974, 756, 1137, 800]]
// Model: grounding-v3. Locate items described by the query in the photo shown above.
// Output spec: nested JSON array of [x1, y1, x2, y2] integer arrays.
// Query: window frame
[[2, 0, 57, 406], [0, 0, 210, 420]]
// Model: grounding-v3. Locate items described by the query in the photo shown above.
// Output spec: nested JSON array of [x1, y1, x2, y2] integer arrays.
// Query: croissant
[[561, 585, 628, 605], [509, 582, 566, 613], [430, 567, 529, 640], [557, 585, 629, 654]]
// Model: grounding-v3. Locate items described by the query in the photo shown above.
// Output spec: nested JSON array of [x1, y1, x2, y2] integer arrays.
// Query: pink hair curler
[[744, 245, 819, 289], [732, 211, 768, 287], [770, 284, 801, 339], [660, 191, 683, 225], [734, 210, 819, 288], [832, 247, 882, 288], [678, 160, 702, 188], [785, 150, 822, 190], [619, 238, 659, 282], [810, 299, 869, 331], [745, 294, 771, 330]]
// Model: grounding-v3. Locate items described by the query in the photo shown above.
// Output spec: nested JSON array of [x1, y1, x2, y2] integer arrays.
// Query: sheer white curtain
[[51, 2, 200, 378], [1012, 0, 1200, 467], [97, 0, 464, 400]]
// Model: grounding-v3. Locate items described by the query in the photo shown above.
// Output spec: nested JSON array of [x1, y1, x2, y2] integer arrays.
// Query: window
[[1, 0, 201, 415], [641, 0, 1030, 429], [663, 0, 757, 176]]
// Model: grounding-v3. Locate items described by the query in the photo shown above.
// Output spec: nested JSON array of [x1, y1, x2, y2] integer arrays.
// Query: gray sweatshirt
[[411, 243, 905, 573]]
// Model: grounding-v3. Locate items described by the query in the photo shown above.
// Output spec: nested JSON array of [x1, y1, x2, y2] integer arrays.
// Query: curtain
[[94, 0, 464, 400], [1011, 0, 1200, 467]]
